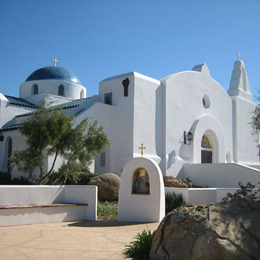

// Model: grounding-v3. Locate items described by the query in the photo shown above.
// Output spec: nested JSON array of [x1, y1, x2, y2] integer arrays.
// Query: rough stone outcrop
[[89, 173, 120, 201], [163, 176, 188, 188], [150, 199, 260, 259]]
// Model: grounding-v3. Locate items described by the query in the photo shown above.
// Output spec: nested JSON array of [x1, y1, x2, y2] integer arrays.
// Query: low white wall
[[165, 187, 241, 205], [179, 163, 260, 188], [0, 185, 97, 226], [63, 186, 97, 221]]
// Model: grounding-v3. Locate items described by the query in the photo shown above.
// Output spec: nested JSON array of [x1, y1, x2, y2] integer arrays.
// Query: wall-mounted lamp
[[0, 134, 4, 142], [184, 131, 193, 145]]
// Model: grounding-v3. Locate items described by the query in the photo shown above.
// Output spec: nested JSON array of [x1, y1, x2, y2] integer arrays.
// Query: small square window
[[104, 92, 112, 105]]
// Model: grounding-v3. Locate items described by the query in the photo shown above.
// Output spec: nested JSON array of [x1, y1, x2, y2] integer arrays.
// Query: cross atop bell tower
[[237, 51, 240, 60]]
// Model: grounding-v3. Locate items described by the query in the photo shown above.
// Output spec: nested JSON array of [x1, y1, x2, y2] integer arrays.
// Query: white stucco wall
[[74, 102, 126, 175], [231, 96, 258, 164], [97, 73, 137, 174], [0, 130, 59, 179], [165, 187, 245, 205], [132, 74, 161, 164], [0, 131, 25, 173], [0, 185, 97, 226], [97, 72, 162, 175], [161, 66, 233, 177]]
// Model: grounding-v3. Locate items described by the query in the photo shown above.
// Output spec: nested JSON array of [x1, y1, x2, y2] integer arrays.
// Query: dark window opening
[[201, 150, 212, 163], [104, 92, 112, 105], [122, 78, 130, 97], [33, 84, 38, 95], [58, 85, 64, 96]]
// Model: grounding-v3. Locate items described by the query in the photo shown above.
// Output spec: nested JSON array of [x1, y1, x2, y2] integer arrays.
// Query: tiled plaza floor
[[0, 220, 159, 259]]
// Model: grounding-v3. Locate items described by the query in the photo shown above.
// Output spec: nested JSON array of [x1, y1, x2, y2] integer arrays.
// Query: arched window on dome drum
[[58, 85, 64, 96], [32, 84, 38, 95], [80, 89, 84, 99]]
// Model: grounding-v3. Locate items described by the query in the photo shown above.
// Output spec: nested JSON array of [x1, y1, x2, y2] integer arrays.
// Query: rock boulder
[[89, 173, 120, 201], [163, 176, 188, 188], [150, 199, 260, 259]]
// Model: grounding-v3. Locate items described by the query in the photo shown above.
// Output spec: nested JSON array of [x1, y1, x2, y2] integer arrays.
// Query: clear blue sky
[[1, 0, 260, 100]]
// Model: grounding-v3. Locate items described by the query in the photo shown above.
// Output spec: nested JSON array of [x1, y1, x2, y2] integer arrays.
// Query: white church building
[[0, 57, 259, 187]]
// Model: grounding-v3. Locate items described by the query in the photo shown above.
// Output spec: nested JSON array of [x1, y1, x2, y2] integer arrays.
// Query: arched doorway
[[201, 130, 218, 163], [191, 116, 224, 163], [201, 135, 212, 163]]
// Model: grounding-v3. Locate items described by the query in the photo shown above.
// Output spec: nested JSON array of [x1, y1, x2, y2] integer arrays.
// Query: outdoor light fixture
[[184, 131, 193, 145], [0, 134, 4, 142]]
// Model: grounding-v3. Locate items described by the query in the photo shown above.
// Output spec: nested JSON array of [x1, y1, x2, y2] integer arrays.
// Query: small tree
[[222, 182, 260, 202], [11, 105, 109, 184], [125, 229, 154, 260], [165, 191, 186, 214]]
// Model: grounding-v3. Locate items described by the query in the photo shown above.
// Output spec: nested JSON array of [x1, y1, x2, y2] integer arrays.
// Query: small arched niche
[[226, 151, 232, 163], [132, 167, 150, 194]]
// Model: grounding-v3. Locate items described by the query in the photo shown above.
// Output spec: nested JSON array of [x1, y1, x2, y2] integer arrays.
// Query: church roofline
[[0, 125, 20, 132], [5, 95, 36, 108], [100, 72, 135, 83], [100, 71, 160, 85], [15, 102, 81, 119], [160, 71, 197, 82], [161, 63, 210, 82]]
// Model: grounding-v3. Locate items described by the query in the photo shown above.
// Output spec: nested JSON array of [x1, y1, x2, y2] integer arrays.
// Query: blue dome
[[25, 66, 81, 84]]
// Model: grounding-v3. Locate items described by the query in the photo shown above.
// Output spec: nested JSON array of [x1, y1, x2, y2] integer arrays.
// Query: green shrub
[[222, 182, 260, 202], [125, 229, 154, 260], [0, 172, 11, 184], [0, 173, 33, 185], [165, 191, 186, 214], [46, 169, 98, 185], [11, 176, 34, 185]]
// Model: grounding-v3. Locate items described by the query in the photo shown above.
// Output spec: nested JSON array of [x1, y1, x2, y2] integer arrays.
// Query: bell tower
[[228, 54, 258, 164], [228, 53, 253, 101]]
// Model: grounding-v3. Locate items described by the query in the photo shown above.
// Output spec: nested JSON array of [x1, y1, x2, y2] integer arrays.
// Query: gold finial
[[52, 57, 58, 67], [237, 51, 240, 60], [138, 143, 146, 157]]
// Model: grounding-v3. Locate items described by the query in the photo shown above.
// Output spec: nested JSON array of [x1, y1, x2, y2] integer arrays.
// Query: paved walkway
[[0, 220, 159, 259]]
